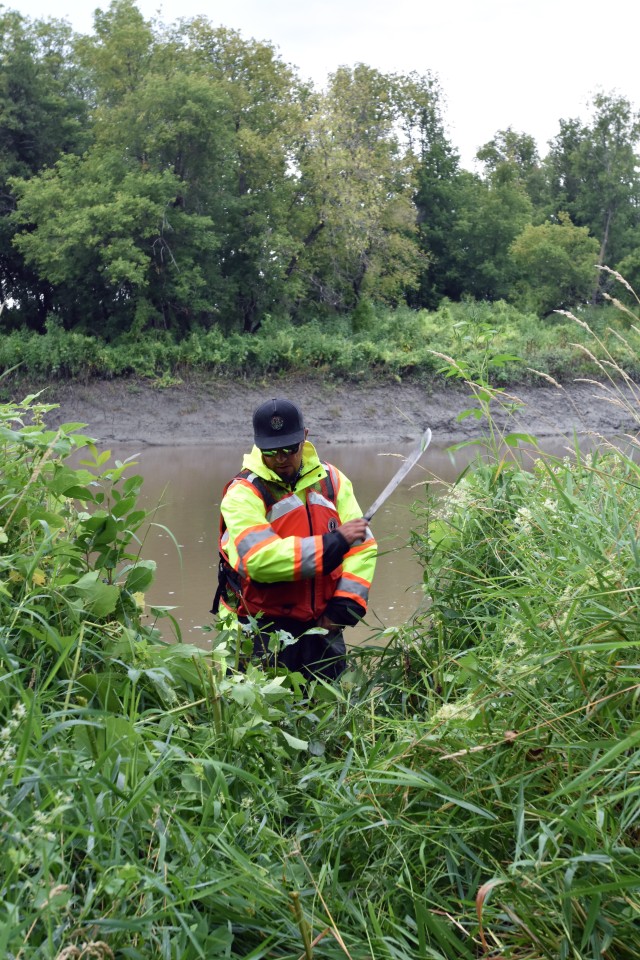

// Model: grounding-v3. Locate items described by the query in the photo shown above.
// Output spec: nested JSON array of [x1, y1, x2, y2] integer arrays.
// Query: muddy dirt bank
[[12, 375, 640, 447]]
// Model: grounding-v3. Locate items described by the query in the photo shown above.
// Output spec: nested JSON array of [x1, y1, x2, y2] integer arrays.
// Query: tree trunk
[[241, 292, 260, 333], [592, 206, 613, 303], [285, 221, 325, 279], [352, 248, 371, 304]]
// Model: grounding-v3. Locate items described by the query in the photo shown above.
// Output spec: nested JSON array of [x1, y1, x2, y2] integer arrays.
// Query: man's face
[[261, 438, 305, 483]]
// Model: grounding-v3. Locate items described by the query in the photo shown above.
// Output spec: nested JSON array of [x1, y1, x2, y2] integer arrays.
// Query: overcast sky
[[7, 0, 640, 168]]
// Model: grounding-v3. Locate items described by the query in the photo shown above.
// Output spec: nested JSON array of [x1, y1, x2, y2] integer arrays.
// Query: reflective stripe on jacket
[[219, 441, 377, 622]]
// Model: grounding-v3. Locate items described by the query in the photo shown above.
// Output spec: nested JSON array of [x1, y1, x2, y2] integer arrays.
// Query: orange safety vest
[[215, 464, 341, 622]]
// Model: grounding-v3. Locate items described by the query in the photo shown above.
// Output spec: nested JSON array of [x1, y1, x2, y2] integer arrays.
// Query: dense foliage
[[2, 324, 640, 956], [1, 1, 640, 341], [2, 296, 640, 387]]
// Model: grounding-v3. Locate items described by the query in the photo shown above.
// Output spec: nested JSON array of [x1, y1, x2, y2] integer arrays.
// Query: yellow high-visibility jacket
[[219, 442, 377, 625]]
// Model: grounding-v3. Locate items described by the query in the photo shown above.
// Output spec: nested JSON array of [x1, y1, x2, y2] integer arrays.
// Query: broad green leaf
[[71, 571, 119, 617], [124, 560, 156, 593], [503, 432, 539, 447], [281, 731, 308, 751]]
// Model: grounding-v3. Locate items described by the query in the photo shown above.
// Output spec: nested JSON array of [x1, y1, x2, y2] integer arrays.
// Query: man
[[216, 397, 377, 679]]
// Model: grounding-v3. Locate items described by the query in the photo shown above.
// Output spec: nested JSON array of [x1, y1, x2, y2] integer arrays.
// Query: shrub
[[3, 298, 640, 386], [3, 321, 640, 956]]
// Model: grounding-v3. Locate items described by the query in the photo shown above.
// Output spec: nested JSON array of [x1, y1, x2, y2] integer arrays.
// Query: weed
[[2, 284, 640, 957], [2, 299, 639, 385]]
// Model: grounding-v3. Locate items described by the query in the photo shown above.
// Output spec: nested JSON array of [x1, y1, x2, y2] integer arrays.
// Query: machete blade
[[363, 426, 432, 523]]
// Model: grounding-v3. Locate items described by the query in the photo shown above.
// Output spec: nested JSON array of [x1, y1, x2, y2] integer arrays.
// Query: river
[[112, 437, 572, 647]]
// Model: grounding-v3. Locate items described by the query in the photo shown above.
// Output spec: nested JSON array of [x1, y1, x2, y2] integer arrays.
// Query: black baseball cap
[[253, 398, 305, 449]]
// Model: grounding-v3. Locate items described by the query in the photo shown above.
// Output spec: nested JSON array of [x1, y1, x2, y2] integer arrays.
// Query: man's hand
[[317, 613, 340, 632], [337, 517, 368, 545]]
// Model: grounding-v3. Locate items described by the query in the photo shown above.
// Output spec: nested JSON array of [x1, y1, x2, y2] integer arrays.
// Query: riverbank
[[12, 374, 640, 446]]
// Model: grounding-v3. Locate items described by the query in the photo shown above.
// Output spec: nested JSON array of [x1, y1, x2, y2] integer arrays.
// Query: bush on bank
[[1, 299, 638, 386], [1, 343, 640, 956]]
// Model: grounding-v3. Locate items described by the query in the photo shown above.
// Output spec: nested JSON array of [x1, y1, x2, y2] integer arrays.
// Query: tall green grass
[[1, 295, 640, 957], [1, 299, 638, 386]]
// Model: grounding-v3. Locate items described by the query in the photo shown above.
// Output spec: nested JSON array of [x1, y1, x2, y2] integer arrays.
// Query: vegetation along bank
[[2, 1, 640, 351], [2, 364, 640, 957], [2, 3, 640, 956]]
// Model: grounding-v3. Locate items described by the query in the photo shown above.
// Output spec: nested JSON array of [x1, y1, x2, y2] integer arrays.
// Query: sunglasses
[[261, 442, 302, 457]]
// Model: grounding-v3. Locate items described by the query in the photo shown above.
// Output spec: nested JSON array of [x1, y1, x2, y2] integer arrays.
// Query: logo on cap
[[270, 415, 284, 431]]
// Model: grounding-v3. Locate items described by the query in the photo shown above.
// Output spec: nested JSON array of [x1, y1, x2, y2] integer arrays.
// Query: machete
[[363, 426, 433, 523]]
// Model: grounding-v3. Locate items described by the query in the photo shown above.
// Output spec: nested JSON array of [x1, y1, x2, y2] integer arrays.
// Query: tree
[[11, 152, 200, 334], [10, 4, 231, 335], [437, 171, 533, 302], [0, 9, 90, 327], [610, 249, 640, 310], [404, 72, 462, 308], [87, 64, 237, 332], [73, 0, 154, 107], [10, 4, 319, 336], [289, 65, 424, 316], [476, 126, 549, 213], [170, 19, 310, 332], [545, 93, 640, 297], [413, 121, 541, 308], [509, 212, 600, 315]]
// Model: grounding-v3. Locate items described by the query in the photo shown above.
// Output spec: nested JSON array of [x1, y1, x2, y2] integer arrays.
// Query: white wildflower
[[503, 630, 526, 656], [514, 506, 534, 532], [433, 702, 468, 722], [440, 478, 477, 520]]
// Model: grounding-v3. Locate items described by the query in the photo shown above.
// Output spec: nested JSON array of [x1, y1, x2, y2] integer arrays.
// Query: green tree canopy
[[476, 126, 549, 212], [405, 72, 461, 308], [509, 212, 600, 315], [436, 171, 533, 302], [545, 92, 640, 295], [290, 65, 426, 316], [11, 7, 308, 335], [3, 2, 640, 336], [0, 8, 89, 327]]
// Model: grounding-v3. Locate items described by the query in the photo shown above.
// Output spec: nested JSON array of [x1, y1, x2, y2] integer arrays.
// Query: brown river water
[[112, 438, 571, 647]]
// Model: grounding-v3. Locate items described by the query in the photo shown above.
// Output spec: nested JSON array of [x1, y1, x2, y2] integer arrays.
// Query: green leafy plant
[[3, 291, 640, 957], [3, 297, 640, 387]]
